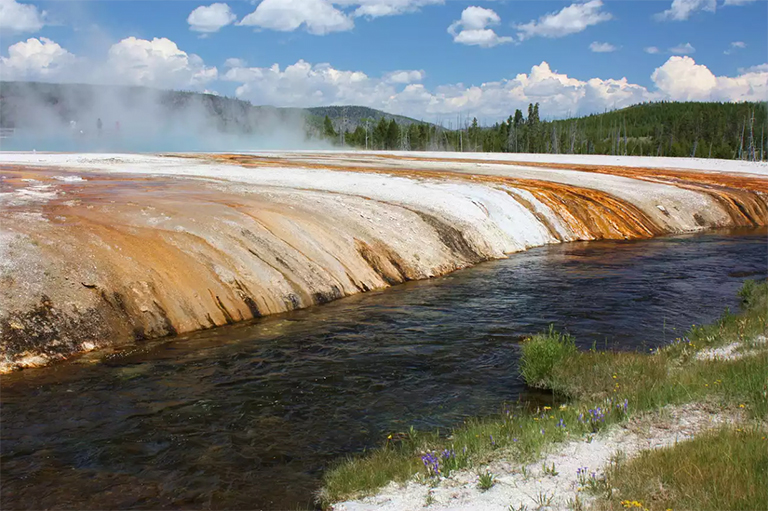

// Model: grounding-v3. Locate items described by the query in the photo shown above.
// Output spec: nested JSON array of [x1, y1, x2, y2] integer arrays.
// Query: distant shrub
[[520, 326, 577, 388], [738, 279, 767, 311]]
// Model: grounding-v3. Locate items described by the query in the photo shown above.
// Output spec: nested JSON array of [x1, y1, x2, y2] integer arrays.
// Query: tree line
[[317, 101, 768, 160]]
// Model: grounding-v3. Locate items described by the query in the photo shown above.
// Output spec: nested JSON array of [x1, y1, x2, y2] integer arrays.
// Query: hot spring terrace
[[1, 151, 767, 372]]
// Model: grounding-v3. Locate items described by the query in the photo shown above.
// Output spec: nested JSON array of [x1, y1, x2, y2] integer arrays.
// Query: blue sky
[[1, 0, 766, 121]]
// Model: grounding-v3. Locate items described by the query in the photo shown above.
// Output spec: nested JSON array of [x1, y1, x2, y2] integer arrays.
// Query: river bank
[[2, 151, 768, 372], [2, 232, 765, 510], [324, 280, 768, 510]]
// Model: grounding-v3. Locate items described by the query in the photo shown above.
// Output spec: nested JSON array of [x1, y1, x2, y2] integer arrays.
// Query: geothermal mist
[[0, 81, 326, 152]]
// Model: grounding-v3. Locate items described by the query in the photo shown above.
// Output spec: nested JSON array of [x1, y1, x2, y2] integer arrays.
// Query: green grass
[[317, 280, 768, 508], [595, 427, 768, 511], [520, 325, 577, 390], [477, 470, 496, 491]]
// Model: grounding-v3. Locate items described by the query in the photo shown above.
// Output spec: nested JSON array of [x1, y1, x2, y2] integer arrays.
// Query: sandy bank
[[1, 152, 767, 371], [332, 402, 746, 511]]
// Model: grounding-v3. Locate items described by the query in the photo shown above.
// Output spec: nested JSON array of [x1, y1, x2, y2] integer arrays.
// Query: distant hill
[[469, 100, 768, 159], [0, 81, 426, 134], [306, 106, 425, 130], [1, 82, 764, 159], [0, 81, 302, 132]]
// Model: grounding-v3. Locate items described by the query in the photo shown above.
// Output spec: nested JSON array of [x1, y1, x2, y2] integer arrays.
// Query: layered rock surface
[[1, 151, 766, 371]]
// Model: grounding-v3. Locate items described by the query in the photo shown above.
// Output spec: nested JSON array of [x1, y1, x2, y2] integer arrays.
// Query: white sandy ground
[[334, 337, 768, 511], [695, 335, 767, 361], [333, 402, 749, 511], [2, 150, 767, 176], [0, 151, 756, 244]]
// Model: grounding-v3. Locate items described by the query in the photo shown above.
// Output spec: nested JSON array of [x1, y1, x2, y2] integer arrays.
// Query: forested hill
[[307, 106, 423, 128], [0, 81, 417, 134], [1, 81, 765, 160], [463, 101, 768, 159]]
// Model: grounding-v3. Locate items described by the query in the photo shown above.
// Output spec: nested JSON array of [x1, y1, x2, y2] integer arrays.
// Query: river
[[1, 229, 766, 510]]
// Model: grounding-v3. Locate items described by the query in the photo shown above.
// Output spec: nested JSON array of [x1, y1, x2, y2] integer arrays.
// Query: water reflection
[[2, 229, 766, 510]]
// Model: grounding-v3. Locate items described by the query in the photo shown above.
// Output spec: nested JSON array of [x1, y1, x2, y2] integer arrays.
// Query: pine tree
[[323, 115, 336, 140], [386, 119, 400, 150]]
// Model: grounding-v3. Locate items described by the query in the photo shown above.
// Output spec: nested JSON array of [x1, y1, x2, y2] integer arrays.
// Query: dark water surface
[[2, 230, 767, 510]]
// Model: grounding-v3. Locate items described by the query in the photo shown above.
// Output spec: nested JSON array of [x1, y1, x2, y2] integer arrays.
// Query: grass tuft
[[596, 427, 768, 511], [477, 470, 496, 491], [520, 325, 577, 390]]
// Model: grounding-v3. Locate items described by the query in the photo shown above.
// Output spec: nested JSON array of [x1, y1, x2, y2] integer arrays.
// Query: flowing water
[[2, 229, 766, 510]]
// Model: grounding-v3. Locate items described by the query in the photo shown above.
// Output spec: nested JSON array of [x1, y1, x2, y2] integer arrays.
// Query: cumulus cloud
[[651, 55, 767, 101], [4, 33, 766, 123], [238, 0, 353, 35], [644, 46, 660, 54], [739, 63, 768, 74], [516, 0, 612, 41], [338, 0, 443, 18], [656, 0, 715, 21], [224, 57, 247, 68], [187, 3, 237, 33], [724, 41, 746, 54], [448, 6, 512, 48], [589, 42, 617, 53], [0, 36, 218, 90], [0, 0, 46, 33], [102, 37, 218, 88], [0, 37, 76, 80], [669, 42, 695, 55], [723, 0, 757, 4], [383, 69, 425, 84], [221, 55, 768, 121]]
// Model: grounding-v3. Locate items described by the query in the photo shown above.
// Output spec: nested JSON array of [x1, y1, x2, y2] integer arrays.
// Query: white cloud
[[644, 46, 660, 54], [383, 69, 425, 84], [651, 56, 767, 102], [4, 34, 765, 124], [224, 57, 247, 68], [656, 0, 715, 21], [723, 0, 757, 5], [0, 0, 46, 33], [0, 36, 216, 90], [103, 37, 218, 88], [337, 0, 443, 18], [0, 37, 76, 80], [739, 63, 768, 74], [222, 55, 768, 121], [238, 0, 353, 35], [516, 0, 612, 41], [724, 41, 746, 54], [188, 3, 236, 33], [590, 41, 617, 53], [448, 6, 512, 48], [669, 42, 695, 55]]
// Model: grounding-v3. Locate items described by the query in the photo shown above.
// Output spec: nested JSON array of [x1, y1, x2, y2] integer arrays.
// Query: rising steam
[[0, 81, 328, 152]]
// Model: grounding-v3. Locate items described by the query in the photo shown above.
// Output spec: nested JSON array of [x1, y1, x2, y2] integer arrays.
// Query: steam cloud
[[0, 81, 327, 152]]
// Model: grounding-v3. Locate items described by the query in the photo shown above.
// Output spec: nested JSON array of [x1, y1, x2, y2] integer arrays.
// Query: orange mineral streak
[[204, 154, 666, 240], [203, 153, 768, 231], [1, 165, 469, 371], [2, 152, 767, 372], [365, 153, 768, 228]]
